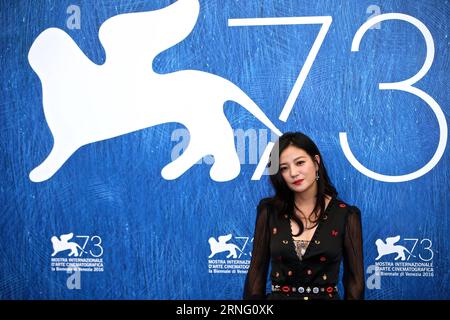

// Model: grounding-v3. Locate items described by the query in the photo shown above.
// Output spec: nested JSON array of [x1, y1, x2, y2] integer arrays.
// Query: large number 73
[[229, 13, 447, 183]]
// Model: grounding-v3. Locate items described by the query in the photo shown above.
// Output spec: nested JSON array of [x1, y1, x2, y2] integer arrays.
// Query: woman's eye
[[296, 161, 305, 166], [280, 167, 287, 171]]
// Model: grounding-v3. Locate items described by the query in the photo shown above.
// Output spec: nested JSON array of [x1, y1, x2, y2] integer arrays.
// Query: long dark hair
[[267, 132, 337, 236]]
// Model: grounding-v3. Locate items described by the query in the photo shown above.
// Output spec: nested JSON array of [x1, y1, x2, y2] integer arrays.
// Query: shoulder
[[252, 198, 275, 228], [258, 197, 272, 208], [334, 198, 360, 211], [256, 197, 278, 221], [333, 198, 361, 220], [257, 197, 272, 214]]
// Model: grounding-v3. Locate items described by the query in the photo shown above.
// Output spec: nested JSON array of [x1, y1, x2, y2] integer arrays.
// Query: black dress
[[243, 197, 364, 300]]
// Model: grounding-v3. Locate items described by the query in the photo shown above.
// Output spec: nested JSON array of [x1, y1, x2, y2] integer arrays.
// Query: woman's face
[[279, 145, 320, 195]]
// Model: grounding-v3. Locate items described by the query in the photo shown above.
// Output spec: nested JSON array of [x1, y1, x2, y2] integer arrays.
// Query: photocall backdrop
[[1, 0, 449, 299]]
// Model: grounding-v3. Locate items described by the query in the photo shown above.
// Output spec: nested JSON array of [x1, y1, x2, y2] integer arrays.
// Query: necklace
[[293, 239, 310, 260]]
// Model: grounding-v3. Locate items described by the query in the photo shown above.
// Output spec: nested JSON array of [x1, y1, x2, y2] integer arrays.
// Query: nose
[[289, 167, 299, 178]]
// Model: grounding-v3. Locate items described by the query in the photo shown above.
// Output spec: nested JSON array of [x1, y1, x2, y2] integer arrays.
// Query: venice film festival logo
[[27, 0, 282, 184], [366, 235, 434, 290], [50, 233, 104, 289], [207, 234, 252, 275], [28, 0, 447, 184]]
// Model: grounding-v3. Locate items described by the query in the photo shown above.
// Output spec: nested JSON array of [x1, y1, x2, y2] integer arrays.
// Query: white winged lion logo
[[208, 234, 241, 259], [375, 235, 414, 261], [51, 233, 86, 257], [28, 0, 281, 182]]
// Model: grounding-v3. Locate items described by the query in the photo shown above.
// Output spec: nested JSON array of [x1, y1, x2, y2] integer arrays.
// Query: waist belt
[[271, 284, 338, 295]]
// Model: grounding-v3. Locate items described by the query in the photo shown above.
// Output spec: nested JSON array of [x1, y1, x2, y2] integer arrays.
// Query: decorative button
[[298, 287, 305, 293], [320, 256, 327, 262], [322, 215, 328, 220], [281, 286, 290, 293], [307, 269, 312, 275], [315, 240, 321, 245], [313, 287, 319, 294], [303, 297, 309, 300], [306, 287, 311, 293], [282, 240, 288, 244], [287, 270, 293, 276], [339, 203, 347, 208], [331, 230, 338, 237], [284, 214, 288, 219], [322, 274, 328, 281], [328, 293, 333, 299], [326, 286, 334, 293], [272, 228, 277, 235], [275, 272, 280, 278]]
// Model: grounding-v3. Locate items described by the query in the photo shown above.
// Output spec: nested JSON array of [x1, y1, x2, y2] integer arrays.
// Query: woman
[[243, 132, 364, 300]]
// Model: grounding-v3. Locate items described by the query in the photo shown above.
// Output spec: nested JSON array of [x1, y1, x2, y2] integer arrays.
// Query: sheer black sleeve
[[243, 201, 271, 300], [342, 206, 365, 300]]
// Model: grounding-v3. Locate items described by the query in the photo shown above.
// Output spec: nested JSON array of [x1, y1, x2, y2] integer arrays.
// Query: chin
[[289, 185, 306, 193], [290, 182, 313, 193]]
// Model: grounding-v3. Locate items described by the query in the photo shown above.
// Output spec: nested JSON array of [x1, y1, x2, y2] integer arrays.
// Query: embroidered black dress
[[243, 197, 364, 300]]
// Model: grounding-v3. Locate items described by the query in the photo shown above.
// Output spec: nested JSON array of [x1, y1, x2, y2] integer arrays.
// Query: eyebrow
[[280, 156, 306, 166]]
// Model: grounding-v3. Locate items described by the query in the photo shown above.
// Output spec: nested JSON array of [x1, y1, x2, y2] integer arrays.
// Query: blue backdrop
[[1, 0, 449, 299]]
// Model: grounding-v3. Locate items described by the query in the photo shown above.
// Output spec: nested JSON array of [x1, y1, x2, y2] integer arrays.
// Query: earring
[[316, 171, 319, 181]]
